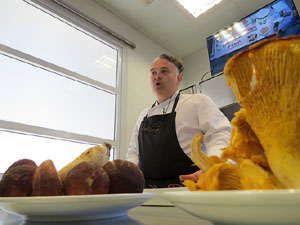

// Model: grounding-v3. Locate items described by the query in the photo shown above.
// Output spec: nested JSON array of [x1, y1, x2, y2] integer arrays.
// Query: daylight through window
[[0, 0, 122, 172]]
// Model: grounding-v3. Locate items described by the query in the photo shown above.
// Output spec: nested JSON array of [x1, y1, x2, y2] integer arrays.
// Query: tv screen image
[[207, 0, 300, 76]]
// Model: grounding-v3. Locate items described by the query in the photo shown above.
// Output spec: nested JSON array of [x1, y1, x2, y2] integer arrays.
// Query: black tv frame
[[206, 0, 300, 76]]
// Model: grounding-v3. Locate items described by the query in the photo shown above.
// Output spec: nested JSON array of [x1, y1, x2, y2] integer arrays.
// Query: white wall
[[182, 48, 237, 108]]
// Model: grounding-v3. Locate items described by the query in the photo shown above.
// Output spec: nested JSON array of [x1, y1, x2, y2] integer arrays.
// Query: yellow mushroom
[[224, 35, 300, 188]]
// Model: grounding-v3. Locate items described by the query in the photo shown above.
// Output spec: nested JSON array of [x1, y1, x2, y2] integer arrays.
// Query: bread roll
[[0, 159, 37, 197], [103, 160, 145, 194], [32, 160, 63, 196], [58, 143, 111, 183], [63, 162, 110, 195]]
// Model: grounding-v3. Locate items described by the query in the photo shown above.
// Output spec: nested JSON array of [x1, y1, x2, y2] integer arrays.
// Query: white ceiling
[[92, 0, 300, 59]]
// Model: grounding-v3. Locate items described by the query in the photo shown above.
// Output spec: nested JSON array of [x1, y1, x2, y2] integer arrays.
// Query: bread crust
[[63, 162, 110, 195]]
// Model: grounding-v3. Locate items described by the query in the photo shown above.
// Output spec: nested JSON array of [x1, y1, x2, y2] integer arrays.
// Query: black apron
[[138, 93, 198, 188]]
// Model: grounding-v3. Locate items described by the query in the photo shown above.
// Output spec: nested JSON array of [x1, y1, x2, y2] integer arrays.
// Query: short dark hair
[[158, 54, 184, 74]]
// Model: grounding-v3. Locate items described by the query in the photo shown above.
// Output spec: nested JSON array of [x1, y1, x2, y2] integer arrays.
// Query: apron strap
[[171, 93, 180, 113]]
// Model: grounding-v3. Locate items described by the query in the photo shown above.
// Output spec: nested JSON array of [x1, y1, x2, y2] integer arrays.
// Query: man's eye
[[151, 71, 157, 76], [161, 69, 168, 73]]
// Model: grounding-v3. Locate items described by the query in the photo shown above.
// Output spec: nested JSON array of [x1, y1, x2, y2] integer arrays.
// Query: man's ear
[[177, 73, 183, 83]]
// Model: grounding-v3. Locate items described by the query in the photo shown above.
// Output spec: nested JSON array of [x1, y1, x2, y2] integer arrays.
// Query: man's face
[[150, 58, 182, 102]]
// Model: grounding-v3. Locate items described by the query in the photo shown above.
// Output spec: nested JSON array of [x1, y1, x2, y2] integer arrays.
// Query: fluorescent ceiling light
[[177, 0, 223, 18]]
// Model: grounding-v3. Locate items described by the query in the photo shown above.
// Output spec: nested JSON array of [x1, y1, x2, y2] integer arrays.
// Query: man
[[126, 54, 231, 188]]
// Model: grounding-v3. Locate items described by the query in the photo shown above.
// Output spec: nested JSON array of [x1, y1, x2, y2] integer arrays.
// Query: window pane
[[0, 0, 117, 87], [0, 131, 114, 173], [0, 55, 115, 140]]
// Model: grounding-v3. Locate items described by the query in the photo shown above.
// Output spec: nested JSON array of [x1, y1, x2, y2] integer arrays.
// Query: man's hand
[[179, 170, 203, 181]]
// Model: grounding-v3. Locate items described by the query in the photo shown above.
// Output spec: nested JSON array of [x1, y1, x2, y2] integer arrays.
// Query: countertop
[[0, 205, 213, 225]]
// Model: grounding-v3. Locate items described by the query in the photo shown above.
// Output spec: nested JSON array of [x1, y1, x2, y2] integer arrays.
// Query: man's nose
[[155, 71, 162, 80]]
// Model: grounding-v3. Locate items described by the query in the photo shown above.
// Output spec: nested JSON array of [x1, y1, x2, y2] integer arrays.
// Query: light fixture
[[233, 22, 247, 34], [177, 0, 223, 18], [214, 20, 250, 45]]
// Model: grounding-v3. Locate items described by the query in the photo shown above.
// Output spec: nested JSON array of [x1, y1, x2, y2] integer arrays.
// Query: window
[[0, 0, 123, 172]]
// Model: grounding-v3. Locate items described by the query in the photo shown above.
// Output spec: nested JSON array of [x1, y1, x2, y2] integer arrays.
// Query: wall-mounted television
[[206, 0, 300, 76]]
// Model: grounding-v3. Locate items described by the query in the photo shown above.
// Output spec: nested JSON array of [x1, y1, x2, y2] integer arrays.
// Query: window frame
[[0, 0, 126, 159]]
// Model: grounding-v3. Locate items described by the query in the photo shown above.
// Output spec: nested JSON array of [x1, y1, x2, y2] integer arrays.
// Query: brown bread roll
[[0, 159, 37, 197], [32, 160, 64, 196], [58, 143, 111, 184], [63, 162, 110, 195], [4, 159, 37, 174], [103, 160, 145, 194]]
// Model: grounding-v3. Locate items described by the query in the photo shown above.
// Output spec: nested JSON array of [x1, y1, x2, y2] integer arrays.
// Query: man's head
[[150, 54, 184, 103]]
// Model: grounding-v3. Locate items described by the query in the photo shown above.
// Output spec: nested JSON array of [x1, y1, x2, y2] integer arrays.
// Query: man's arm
[[199, 95, 231, 157], [126, 122, 140, 165], [125, 109, 149, 165]]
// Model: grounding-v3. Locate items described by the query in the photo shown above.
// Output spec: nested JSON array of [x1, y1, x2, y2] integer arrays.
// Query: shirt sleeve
[[125, 109, 148, 165], [198, 95, 232, 157]]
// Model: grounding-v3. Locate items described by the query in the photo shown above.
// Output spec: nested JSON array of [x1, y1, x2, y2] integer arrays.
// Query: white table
[[0, 205, 214, 225]]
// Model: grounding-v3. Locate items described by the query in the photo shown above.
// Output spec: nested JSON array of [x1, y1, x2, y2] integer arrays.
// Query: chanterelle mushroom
[[224, 34, 300, 188]]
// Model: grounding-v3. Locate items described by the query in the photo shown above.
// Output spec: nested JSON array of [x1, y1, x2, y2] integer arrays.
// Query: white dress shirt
[[126, 91, 231, 165]]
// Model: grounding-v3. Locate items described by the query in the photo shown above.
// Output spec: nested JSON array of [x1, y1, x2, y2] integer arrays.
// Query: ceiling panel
[[162, 25, 207, 57], [195, 0, 245, 38], [134, 1, 194, 43], [90, 0, 300, 59], [296, 0, 300, 9], [93, 0, 164, 27], [234, 0, 274, 15]]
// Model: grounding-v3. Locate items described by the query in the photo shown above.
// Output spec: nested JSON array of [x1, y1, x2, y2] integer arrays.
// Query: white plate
[[143, 187, 187, 206], [0, 193, 155, 222], [162, 189, 300, 225]]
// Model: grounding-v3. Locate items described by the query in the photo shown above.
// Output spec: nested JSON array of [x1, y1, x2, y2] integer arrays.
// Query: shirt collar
[[153, 90, 179, 108]]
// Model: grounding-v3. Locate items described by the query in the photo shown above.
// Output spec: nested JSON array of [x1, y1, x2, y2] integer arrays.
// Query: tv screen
[[207, 0, 300, 76]]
